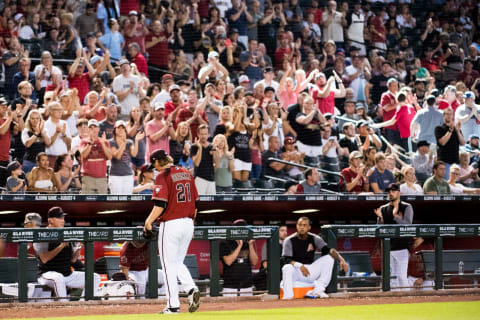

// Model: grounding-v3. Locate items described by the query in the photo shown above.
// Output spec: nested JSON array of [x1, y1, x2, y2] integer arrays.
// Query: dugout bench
[[418, 250, 480, 288]]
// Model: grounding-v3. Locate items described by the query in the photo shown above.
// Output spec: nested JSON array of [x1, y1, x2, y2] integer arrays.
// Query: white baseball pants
[[129, 269, 166, 298], [222, 287, 253, 297], [390, 249, 409, 290], [281, 254, 334, 300], [158, 218, 197, 309], [38, 271, 101, 301]]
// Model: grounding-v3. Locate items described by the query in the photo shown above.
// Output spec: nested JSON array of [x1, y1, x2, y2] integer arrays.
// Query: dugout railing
[[0, 226, 280, 302], [321, 224, 480, 292]]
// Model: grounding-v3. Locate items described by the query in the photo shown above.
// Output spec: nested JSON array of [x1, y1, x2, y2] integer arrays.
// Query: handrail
[[267, 157, 342, 177]]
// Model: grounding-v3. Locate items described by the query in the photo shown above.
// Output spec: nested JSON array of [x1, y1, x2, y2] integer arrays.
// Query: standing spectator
[[113, 59, 145, 119], [226, 0, 252, 49], [2, 37, 26, 99], [145, 20, 169, 83], [261, 135, 288, 180], [127, 43, 148, 77], [53, 154, 81, 193], [410, 95, 443, 145], [339, 151, 369, 193], [457, 59, 479, 89], [109, 120, 143, 194], [220, 219, 258, 296], [377, 77, 399, 145], [44, 102, 71, 168], [67, 51, 98, 104], [124, 11, 147, 54], [80, 119, 112, 194], [338, 122, 359, 157], [97, 0, 120, 34], [99, 18, 124, 63], [295, 96, 324, 158], [75, 3, 97, 42], [151, 74, 175, 109], [257, 67, 279, 93], [374, 183, 413, 290], [21, 110, 50, 173], [202, 83, 223, 136], [169, 121, 192, 166], [212, 134, 234, 193], [176, 90, 209, 142], [322, 1, 347, 48], [311, 71, 345, 115], [34, 51, 63, 93], [127, 106, 147, 169], [438, 85, 460, 112], [12, 57, 37, 100], [274, 33, 292, 71], [26, 152, 57, 193], [369, 152, 395, 193], [347, 1, 366, 55], [411, 140, 435, 184], [229, 105, 252, 182], [435, 107, 465, 178], [145, 104, 175, 163], [84, 90, 107, 122], [99, 104, 118, 140], [370, 8, 387, 51], [240, 39, 265, 88], [455, 91, 480, 140], [423, 161, 451, 195], [163, 84, 187, 124], [345, 55, 370, 102], [258, 5, 287, 63], [191, 124, 216, 194], [247, 0, 263, 41]]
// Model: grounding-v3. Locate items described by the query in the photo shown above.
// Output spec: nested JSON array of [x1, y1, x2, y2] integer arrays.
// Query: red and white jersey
[[152, 166, 199, 222], [381, 91, 397, 130]]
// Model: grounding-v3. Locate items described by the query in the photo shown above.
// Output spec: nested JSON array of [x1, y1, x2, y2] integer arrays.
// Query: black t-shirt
[[190, 143, 215, 181], [261, 149, 283, 178], [213, 123, 227, 137], [339, 136, 358, 153], [227, 131, 251, 162], [220, 240, 253, 289], [435, 124, 460, 164], [169, 140, 186, 165], [99, 120, 114, 140], [380, 202, 412, 250], [181, 23, 201, 54], [287, 103, 301, 134], [369, 74, 389, 105], [295, 112, 322, 146]]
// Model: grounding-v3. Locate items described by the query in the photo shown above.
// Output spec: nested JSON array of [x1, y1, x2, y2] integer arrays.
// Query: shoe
[[188, 288, 200, 313], [305, 289, 329, 299], [159, 307, 180, 314]]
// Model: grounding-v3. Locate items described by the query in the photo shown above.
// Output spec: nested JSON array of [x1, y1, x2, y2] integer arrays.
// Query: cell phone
[[329, 136, 336, 141], [225, 38, 232, 48]]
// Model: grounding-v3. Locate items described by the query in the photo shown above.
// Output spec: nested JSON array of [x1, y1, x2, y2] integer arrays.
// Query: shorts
[[233, 159, 252, 172]]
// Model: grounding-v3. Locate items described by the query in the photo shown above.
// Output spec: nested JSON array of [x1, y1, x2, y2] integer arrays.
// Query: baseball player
[[375, 183, 414, 290], [281, 217, 348, 299], [143, 149, 200, 314]]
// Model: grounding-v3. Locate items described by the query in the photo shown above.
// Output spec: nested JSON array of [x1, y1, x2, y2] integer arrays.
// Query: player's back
[[153, 166, 198, 222]]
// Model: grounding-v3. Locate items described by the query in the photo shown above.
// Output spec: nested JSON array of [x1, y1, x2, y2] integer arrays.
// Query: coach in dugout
[[281, 217, 348, 299], [34, 206, 101, 301]]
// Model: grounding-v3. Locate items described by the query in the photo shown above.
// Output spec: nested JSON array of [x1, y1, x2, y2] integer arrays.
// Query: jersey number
[[176, 183, 191, 203]]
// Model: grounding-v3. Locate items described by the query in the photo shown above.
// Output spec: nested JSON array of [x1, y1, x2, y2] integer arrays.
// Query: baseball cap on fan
[[48, 206, 67, 218]]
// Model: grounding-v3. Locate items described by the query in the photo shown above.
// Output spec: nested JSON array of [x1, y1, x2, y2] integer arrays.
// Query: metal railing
[[0, 226, 280, 302], [321, 224, 480, 292]]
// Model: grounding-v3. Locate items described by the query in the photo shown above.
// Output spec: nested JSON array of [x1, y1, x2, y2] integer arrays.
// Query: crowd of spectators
[[0, 0, 480, 195]]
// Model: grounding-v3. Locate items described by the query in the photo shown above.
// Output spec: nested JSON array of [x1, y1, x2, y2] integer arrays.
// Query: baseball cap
[[169, 84, 180, 93], [88, 119, 100, 127], [228, 28, 239, 35], [23, 213, 42, 226], [284, 136, 296, 144], [0, 97, 8, 105], [385, 183, 400, 192], [90, 55, 102, 65], [119, 59, 130, 66], [48, 206, 67, 218], [129, 10, 138, 16], [208, 51, 219, 60], [7, 161, 21, 174], [205, 83, 216, 89], [154, 103, 165, 111], [356, 120, 368, 128], [335, 48, 345, 56], [315, 72, 326, 80], [114, 120, 127, 128], [417, 140, 430, 148], [349, 150, 363, 161], [162, 74, 173, 81], [386, 78, 398, 87], [324, 113, 334, 120], [264, 86, 275, 94], [469, 134, 479, 140], [355, 102, 365, 110], [86, 32, 96, 39], [14, 13, 23, 21], [140, 163, 154, 173], [463, 91, 475, 99], [263, 66, 273, 73], [233, 219, 247, 226], [426, 94, 436, 104], [239, 75, 250, 83]]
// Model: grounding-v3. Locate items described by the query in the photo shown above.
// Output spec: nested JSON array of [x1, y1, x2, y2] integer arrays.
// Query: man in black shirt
[[261, 136, 288, 179], [374, 183, 414, 291], [281, 217, 348, 299], [434, 107, 465, 179], [365, 61, 391, 106], [220, 219, 258, 296], [339, 122, 359, 158], [191, 124, 215, 194], [34, 207, 101, 301]]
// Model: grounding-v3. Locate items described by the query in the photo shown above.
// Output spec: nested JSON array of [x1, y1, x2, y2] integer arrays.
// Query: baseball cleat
[[159, 307, 180, 314], [305, 289, 329, 299], [188, 288, 200, 313]]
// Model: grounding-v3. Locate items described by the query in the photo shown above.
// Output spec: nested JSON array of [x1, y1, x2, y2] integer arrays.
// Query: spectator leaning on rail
[[34, 206, 101, 301], [375, 183, 414, 291], [339, 151, 369, 193], [423, 161, 451, 195], [296, 168, 321, 194], [369, 152, 395, 194], [281, 217, 348, 299]]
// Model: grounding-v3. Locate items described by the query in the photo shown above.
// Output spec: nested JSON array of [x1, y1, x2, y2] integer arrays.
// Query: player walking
[[143, 149, 200, 314]]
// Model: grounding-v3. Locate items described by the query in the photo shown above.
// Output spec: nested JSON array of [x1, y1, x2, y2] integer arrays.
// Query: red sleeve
[[200, 110, 209, 124], [296, 184, 305, 194], [152, 172, 169, 202], [119, 243, 131, 268], [380, 93, 392, 108], [176, 109, 189, 126]]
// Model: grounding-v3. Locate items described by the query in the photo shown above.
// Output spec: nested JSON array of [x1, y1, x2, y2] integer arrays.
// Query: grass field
[[7, 301, 480, 320]]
